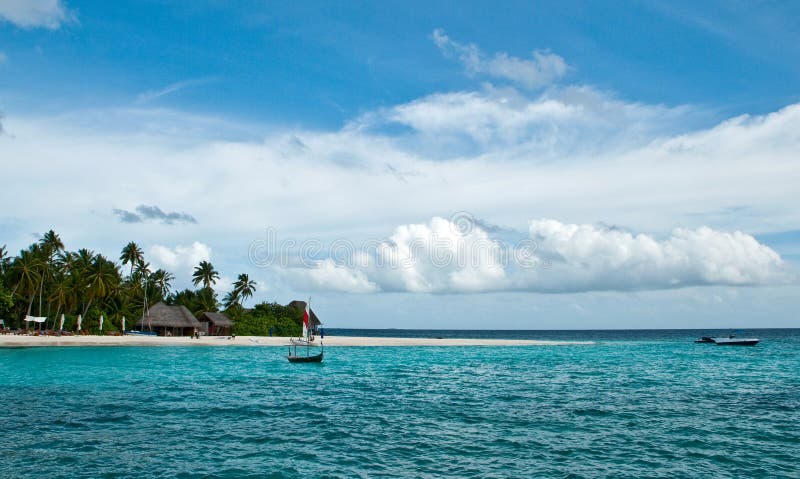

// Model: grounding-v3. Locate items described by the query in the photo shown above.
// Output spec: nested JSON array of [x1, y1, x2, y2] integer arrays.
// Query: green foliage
[[229, 301, 302, 337], [0, 283, 13, 319], [192, 260, 219, 289], [166, 287, 219, 316], [0, 231, 291, 334]]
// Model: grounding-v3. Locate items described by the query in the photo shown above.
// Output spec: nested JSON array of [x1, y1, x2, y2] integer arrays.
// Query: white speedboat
[[714, 335, 759, 346]]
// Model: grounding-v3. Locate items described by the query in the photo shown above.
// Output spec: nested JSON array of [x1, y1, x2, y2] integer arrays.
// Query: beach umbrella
[[59, 314, 65, 331], [122, 316, 126, 333], [76, 314, 82, 331], [99, 314, 104, 332]]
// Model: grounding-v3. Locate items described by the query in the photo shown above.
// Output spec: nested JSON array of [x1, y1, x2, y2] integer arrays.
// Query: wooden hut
[[136, 302, 202, 337], [288, 300, 322, 334], [198, 312, 234, 336]]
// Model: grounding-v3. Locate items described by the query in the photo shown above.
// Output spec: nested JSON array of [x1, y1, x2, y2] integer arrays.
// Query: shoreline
[[0, 335, 593, 348]]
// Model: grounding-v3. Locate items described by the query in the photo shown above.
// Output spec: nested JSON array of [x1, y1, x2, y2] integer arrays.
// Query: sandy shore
[[0, 334, 593, 348]]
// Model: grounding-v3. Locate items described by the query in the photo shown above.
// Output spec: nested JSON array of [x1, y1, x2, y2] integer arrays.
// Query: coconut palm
[[233, 273, 256, 303], [83, 254, 121, 316], [192, 260, 219, 289], [39, 230, 64, 258], [197, 287, 219, 314], [133, 260, 151, 279], [0, 244, 9, 276], [150, 269, 174, 299], [222, 290, 239, 310], [120, 242, 144, 278], [36, 230, 64, 316], [9, 248, 43, 316], [48, 274, 75, 329]]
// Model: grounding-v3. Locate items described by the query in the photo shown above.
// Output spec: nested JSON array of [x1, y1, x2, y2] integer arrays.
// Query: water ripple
[[1, 337, 799, 478]]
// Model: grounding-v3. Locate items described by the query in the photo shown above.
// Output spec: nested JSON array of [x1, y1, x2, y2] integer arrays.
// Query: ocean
[[1, 329, 798, 478]]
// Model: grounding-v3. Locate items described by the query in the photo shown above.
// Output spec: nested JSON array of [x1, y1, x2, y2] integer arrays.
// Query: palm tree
[[37, 230, 64, 316], [83, 254, 121, 316], [222, 290, 239, 310], [9, 248, 43, 316], [192, 261, 219, 289], [72, 249, 95, 315], [197, 287, 218, 314], [120, 242, 144, 278], [232, 273, 256, 304], [150, 269, 174, 299], [0, 244, 9, 276], [48, 274, 75, 329], [40, 230, 64, 258], [133, 260, 152, 316]]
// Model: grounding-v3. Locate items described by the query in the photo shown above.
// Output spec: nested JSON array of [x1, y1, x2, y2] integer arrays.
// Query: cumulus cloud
[[284, 259, 379, 293], [432, 28, 568, 89], [149, 242, 211, 272], [0, 0, 73, 29], [113, 205, 197, 225], [526, 219, 787, 292], [281, 217, 788, 294]]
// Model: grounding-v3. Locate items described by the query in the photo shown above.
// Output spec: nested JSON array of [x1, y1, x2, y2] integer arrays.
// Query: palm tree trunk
[[27, 293, 35, 316], [38, 279, 43, 316]]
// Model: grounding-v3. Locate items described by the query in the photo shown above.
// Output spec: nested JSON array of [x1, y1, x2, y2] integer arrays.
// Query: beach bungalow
[[288, 300, 322, 335], [198, 312, 234, 336], [136, 302, 202, 337]]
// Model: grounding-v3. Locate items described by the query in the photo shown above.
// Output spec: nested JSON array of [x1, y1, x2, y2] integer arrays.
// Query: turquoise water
[[1, 332, 799, 478]]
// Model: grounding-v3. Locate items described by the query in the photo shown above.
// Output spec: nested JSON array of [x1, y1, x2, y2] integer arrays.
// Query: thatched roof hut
[[136, 302, 201, 336], [288, 300, 321, 332], [198, 311, 234, 336]]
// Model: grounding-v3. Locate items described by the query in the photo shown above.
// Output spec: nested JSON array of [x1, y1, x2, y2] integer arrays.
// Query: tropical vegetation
[[0, 231, 304, 336]]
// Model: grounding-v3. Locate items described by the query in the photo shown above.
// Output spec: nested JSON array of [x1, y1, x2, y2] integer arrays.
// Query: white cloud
[[137, 78, 217, 103], [281, 217, 789, 294], [284, 259, 379, 293], [149, 242, 212, 273], [0, 0, 73, 29], [1, 99, 799, 250], [432, 28, 568, 89], [0, 52, 7, 64], [1, 75, 799, 301], [525, 219, 787, 292], [367, 84, 692, 157]]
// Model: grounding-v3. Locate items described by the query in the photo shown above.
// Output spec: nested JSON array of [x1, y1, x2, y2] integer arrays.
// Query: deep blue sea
[[1, 329, 799, 478]]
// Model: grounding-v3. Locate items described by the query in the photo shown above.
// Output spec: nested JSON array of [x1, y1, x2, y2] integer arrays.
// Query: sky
[[1, 0, 799, 329]]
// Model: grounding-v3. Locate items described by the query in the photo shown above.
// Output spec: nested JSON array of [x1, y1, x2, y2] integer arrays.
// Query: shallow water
[[1, 330, 799, 478]]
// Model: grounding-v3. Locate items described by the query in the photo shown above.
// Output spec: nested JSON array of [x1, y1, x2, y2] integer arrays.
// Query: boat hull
[[125, 330, 158, 336], [715, 339, 759, 346], [287, 352, 323, 363]]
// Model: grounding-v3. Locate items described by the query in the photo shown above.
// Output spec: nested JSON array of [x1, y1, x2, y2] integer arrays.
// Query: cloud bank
[[282, 217, 788, 294], [0, 34, 798, 304], [149, 242, 211, 273]]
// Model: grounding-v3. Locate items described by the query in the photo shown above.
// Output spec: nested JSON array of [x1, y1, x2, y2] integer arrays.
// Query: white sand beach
[[0, 334, 593, 348]]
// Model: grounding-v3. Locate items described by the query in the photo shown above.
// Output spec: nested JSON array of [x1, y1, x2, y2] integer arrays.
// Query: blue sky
[[1, 0, 799, 329], [4, 1, 800, 123]]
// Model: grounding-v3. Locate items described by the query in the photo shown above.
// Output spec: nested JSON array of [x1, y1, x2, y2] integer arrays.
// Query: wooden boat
[[287, 350, 324, 363], [287, 297, 324, 363]]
